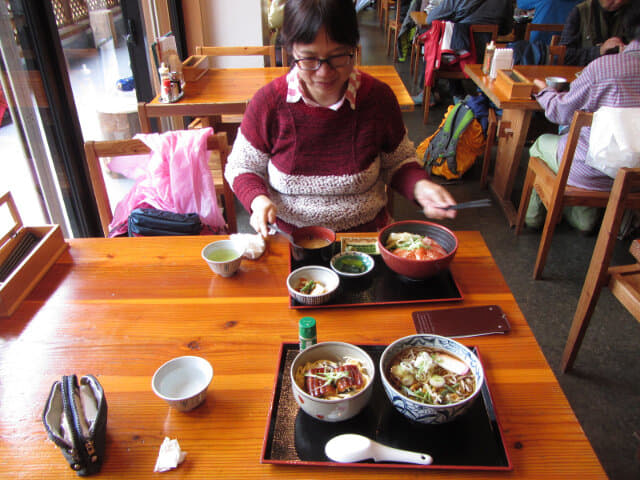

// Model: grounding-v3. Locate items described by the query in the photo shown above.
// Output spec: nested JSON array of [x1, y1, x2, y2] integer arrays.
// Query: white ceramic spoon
[[324, 433, 433, 465]]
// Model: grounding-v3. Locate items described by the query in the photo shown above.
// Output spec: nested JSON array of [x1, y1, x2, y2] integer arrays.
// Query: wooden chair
[[561, 167, 640, 372], [194, 45, 285, 67], [83, 131, 237, 235], [524, 23, 564, 43], [547, 35, 566, 66], [380, 0, 395, 31], [514, 111, 619, 279], [386, 0, 401, 63], [410, 32, 425, 86], [422, 24, 498, 124]]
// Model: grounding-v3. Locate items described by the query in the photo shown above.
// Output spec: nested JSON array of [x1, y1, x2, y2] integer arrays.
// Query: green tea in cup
[[206, 248, 240, 262]]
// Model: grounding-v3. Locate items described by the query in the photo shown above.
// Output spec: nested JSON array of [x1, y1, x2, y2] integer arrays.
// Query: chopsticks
[[443, 198, 492, 210]]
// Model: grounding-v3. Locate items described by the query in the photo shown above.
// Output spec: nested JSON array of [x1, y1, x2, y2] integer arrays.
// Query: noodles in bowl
[[387, 346, 475, 406], [380, 334, 484, 424]]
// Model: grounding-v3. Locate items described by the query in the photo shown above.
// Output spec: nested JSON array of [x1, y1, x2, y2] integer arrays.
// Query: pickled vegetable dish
[[387, 347, 475, 405], [295, 358, 370, 399], [384, 232, 448, 260]]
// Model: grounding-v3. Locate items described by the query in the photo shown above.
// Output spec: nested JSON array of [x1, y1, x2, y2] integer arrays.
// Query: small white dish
[[286, 265, 339, 305], [152, 356, 213, 412], [330, 251, 375, 278]]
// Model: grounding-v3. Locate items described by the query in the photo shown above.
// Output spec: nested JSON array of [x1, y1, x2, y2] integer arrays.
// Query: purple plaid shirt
[[535, 39, 640, 190]]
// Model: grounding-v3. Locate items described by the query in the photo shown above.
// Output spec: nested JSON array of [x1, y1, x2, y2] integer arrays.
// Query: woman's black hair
[[281, 0, 360, 51]]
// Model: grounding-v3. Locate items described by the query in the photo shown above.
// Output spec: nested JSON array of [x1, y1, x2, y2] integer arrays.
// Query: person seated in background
[[524, 8, 640, 234], [225, 0, 457, 238], [516, 0, 581, 44], [423, 0, 514, 102], [560, 0, 632, 66]]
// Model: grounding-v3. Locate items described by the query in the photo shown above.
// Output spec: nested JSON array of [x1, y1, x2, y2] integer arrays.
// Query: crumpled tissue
[[230, 233, 265, 259], [154, 437, 187, 473]]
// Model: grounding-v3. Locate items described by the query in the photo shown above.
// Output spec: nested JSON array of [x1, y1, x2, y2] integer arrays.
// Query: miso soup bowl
[[290, 341, 375, 422], [380, 334, 484, 424], [291, 226, 336, 263]]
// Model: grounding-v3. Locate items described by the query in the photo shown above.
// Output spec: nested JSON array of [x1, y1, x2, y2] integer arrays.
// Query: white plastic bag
[[585, 106, 640, 178]]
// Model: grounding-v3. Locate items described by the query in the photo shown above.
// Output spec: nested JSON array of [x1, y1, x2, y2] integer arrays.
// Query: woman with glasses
[[225, 0, 457, 237]]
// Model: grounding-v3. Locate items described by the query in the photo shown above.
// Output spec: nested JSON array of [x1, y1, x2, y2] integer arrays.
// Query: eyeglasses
[[292, 53, 354, 71]]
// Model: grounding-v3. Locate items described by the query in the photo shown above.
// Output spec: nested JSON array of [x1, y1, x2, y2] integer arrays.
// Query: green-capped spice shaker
[[299, 317, 317, 350]]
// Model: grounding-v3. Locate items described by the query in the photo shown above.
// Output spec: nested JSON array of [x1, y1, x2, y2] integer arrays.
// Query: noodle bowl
[[380, 334, 484, 424]]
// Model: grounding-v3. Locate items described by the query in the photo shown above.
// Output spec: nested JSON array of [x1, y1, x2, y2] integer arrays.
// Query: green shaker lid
[[299, 317, 316, 337]]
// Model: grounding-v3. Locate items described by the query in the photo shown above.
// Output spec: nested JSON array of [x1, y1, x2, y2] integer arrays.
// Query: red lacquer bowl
[[377, 220, 458, 280]]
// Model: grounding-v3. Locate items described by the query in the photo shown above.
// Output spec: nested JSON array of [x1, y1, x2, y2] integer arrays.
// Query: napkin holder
[[182, 55, 207, 82], [494, 68, 533, 100], [0, 191, 68, 317]]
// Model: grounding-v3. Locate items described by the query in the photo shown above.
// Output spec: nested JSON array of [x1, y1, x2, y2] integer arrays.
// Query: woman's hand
[[532, 78, 547, 93], [250, 195, 277, 237], [414, 179, 457, 219]]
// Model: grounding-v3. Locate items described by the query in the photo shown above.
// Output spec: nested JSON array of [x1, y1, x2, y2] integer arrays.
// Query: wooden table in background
[[139, 65, 414, 131], [464, 64, 583, 226], [0, 233, 604, 479]]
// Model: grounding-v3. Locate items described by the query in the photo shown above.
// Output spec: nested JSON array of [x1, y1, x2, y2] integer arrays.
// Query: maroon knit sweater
[[225, 71, 428, 231]]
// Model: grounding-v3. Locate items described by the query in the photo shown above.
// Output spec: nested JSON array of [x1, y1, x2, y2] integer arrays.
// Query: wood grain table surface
[[146, 65, 414, 115], [464, 64, 583, 226], [0, 233, 605, 478]]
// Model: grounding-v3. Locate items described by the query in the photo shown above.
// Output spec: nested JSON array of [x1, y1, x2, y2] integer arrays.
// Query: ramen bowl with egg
[[380, 334, 484, 424], [291, 226, 336, 262], [291, 341, 375, 422]]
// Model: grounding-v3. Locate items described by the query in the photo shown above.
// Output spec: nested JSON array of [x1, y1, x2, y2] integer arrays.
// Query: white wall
[[200, 0, 265, 67]]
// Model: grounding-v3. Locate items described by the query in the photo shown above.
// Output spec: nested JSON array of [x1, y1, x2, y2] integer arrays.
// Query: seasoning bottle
[[298, 317, 317, 350], [158, 63, 171, 103], [482, 40, 496, 75], [169, 71, 182, 100]]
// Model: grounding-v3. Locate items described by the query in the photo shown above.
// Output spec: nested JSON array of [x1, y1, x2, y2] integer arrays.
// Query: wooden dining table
[[139, 65, 414, 132], [0, 233, 605, 478], [464, 64, 583, 226]]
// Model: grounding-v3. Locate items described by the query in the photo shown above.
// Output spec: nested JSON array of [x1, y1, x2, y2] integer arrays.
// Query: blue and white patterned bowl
[[379, 334, 484, 424]]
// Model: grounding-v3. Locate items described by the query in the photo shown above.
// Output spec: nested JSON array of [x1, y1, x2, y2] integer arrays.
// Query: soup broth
[[387, 346, 475, 405], [298, 237, 331, 249]]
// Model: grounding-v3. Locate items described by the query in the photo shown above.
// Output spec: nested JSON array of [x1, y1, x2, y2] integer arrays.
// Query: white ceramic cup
[[201, 239, 243, 277], [151, 356, 214, 412]]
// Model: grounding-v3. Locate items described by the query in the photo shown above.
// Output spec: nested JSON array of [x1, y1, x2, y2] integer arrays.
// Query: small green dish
[[330, 251, 375, 278]]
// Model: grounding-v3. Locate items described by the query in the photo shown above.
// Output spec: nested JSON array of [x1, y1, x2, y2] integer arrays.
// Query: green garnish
[[300, 280, 316, 294]]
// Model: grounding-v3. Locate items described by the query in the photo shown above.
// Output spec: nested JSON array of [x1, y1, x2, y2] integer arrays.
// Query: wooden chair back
[[524, 23, 564, 42], [513, 111, 634, 279], [84, 131, 237, 235], [561, 167, 640, 372], [547, 35, 567, 65], [195, 45, 286, 67]]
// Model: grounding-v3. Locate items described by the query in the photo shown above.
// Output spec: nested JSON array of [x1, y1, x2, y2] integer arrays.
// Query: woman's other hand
[[250, 195, 277, 237], [532, 78, 547, 93], [414, 179, 457, 219]]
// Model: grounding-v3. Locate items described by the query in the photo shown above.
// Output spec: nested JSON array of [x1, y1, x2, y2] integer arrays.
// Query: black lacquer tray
[[288, 243, 463, 308], [261, 343, 512, 471]]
